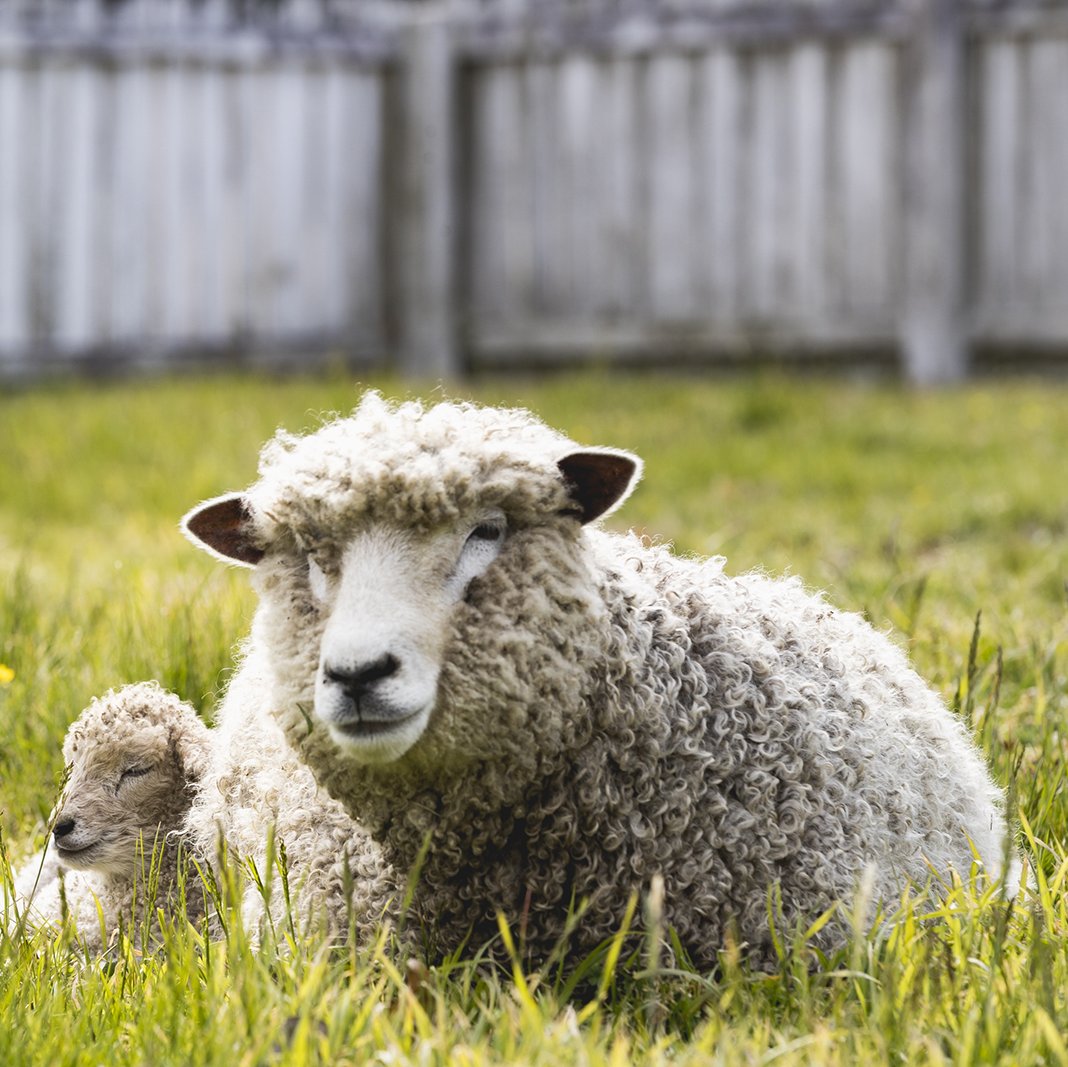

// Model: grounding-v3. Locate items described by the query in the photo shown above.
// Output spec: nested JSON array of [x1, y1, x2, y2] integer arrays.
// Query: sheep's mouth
[[54, 841, 100, 867], [320, 700, 432, 763], [331, 713, 418, 740]]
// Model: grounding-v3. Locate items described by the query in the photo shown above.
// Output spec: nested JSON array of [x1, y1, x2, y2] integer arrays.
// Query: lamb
[[12, 682, 212, 951], [180, 391, 1017, 968]]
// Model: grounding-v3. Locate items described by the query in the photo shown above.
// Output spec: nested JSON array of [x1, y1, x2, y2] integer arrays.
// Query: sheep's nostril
[[53, 818, 76, 841], [323, 654, 400, 699]]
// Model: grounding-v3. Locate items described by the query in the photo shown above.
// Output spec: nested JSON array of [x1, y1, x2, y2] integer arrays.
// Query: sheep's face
[[181, 395, 644, 775], [54, 723, 190, 878], [305, 509, 508, 763]]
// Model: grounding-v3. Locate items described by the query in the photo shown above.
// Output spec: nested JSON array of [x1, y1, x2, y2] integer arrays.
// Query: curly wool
[[14, 682, 212, 952], [190, 393, 1013, 968], [182, 641, 395, 941]]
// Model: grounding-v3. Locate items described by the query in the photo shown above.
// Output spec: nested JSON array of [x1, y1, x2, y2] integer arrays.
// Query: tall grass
[[0, 372, 1066, 1065]]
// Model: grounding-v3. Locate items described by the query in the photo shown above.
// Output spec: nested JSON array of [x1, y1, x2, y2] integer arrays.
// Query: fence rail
[[1, 0, 1068, 382]]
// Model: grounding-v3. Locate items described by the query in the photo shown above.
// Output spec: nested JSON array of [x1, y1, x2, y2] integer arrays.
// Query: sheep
[[180, 391, 1017, 968], [12, 682, 212, 952]]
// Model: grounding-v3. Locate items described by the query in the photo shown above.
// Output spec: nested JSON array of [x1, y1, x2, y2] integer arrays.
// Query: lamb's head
[[181, 393, 641, 781], [52, 683, 211, 878]]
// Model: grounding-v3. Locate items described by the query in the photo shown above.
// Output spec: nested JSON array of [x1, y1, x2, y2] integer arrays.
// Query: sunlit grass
[[0, 370, 1066, 1064]]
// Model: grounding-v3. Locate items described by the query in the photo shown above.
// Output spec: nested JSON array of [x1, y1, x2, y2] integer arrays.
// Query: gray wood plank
[[0, 61, 29, 352], [702, 47, 741, 320], [791, 42, 828, 326], [976, 39, 1020, 318], [108, 62, 150, 345], [647, 51, 696, 322]]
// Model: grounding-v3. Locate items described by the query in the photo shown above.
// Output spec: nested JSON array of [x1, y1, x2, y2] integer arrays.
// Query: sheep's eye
[[469, 522, 504, 543]]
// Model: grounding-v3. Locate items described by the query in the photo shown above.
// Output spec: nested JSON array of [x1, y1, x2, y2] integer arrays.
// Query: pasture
[[0, 372, 1066, 1065]]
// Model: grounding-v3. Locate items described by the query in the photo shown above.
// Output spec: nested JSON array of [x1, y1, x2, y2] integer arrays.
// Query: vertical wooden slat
[[497, 64, 534, 324], [199, 63, 228, 343], [31, 60, 59, 345], [396, 9, 457, 377], [222, 64, 250, 339], [559, 53, 599, 317], [902, 0, 968, 383], [181, 62, 207, 344], [300, 64, 329, 334], [348, 67, 383, 351], [527, 59, 564, 316], [109, 61, 149, 345], [839, 42, 895, 320], [1049, 42, 1068, 329], [245, 62, 273, 339], [1024, 40, 1057, 321], [702, 47, 741, 320], [748, 51, 781, 320], [977, 40, 1019, 319], [470, 65, 504, 325], [54, 61, 97, 350], [273, 61, 306, 337], [159, 61, 190, 343], [792, 42, 827, 327], [647, 51, 696, 322], [321, 64, 350, 338], [0, 61, 29, 354], [598, 55, 639, 319]]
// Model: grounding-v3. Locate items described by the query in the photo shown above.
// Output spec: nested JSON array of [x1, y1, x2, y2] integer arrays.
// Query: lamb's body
[[184, 394, 1013, 967], [13, 683, 212, 952]]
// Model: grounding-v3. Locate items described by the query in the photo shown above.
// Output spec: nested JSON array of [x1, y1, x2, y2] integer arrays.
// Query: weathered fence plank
[[647, 51, 697, 323], [0, 63, 29, 356], [901, 0, 967, 384], [791, 42, 828, 324], [702, 47, 741, 320], [395, 9, 458, 378]]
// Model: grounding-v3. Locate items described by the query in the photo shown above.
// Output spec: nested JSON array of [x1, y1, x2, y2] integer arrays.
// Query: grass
[[0, 369, 1066, 1065]]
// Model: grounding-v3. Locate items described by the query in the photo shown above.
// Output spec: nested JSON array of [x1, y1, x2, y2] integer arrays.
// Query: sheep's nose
[[53, 818, 76, 841], [323, 654, 400, 700]]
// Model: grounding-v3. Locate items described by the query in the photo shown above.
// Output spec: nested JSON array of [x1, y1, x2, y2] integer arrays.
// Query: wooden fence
[[1, 0, 1067, 382]]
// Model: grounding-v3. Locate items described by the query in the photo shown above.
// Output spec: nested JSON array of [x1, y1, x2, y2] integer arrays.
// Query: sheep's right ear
[[181, 493, 264, 567], [557, 448, 643, 524]]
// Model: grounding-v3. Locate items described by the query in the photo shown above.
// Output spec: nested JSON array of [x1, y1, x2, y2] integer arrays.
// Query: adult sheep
[[182, 392, 1016, 968], [13, 683, 211, 951]]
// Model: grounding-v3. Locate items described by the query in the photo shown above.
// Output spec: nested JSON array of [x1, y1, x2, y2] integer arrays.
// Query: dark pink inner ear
[[557, 451, 639, 524], [184, 495, 264, 565]]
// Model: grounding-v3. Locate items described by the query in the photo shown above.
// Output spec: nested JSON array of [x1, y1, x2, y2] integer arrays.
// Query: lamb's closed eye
[[117, 764, 154, 791]]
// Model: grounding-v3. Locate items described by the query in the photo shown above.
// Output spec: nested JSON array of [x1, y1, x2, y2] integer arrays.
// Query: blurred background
[[2, 0, 1065, 387]]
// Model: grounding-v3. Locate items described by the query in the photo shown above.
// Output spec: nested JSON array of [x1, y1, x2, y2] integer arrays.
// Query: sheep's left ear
[[171, 730, 211, 783], [181, 493, 265, 567], [557, 449, 642, 524]]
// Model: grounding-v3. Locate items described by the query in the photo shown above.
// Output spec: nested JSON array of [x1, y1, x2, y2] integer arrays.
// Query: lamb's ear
[[181, 493, 264, 567], [557, 448, 643, 524], [179, 738, 212, 783], [171, 731, 211, 783]]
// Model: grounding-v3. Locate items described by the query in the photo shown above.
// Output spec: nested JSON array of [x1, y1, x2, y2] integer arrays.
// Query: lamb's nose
[[323, 654, 400, 699], [53, 818, 76, 841]]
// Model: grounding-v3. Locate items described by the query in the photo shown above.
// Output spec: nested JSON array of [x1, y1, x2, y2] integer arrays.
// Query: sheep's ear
[[181, 493, 264, 567], [175, 736, 211, 783], [557, 449, 642, 524]]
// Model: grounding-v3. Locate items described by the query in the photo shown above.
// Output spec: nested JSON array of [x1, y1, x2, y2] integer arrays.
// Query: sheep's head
[[181, 394, 641, 773], [52, 683, 211, 878]]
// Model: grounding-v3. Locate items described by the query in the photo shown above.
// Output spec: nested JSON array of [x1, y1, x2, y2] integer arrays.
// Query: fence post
[[395, 4, 460, 379], [901, 0, 968, 385]]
